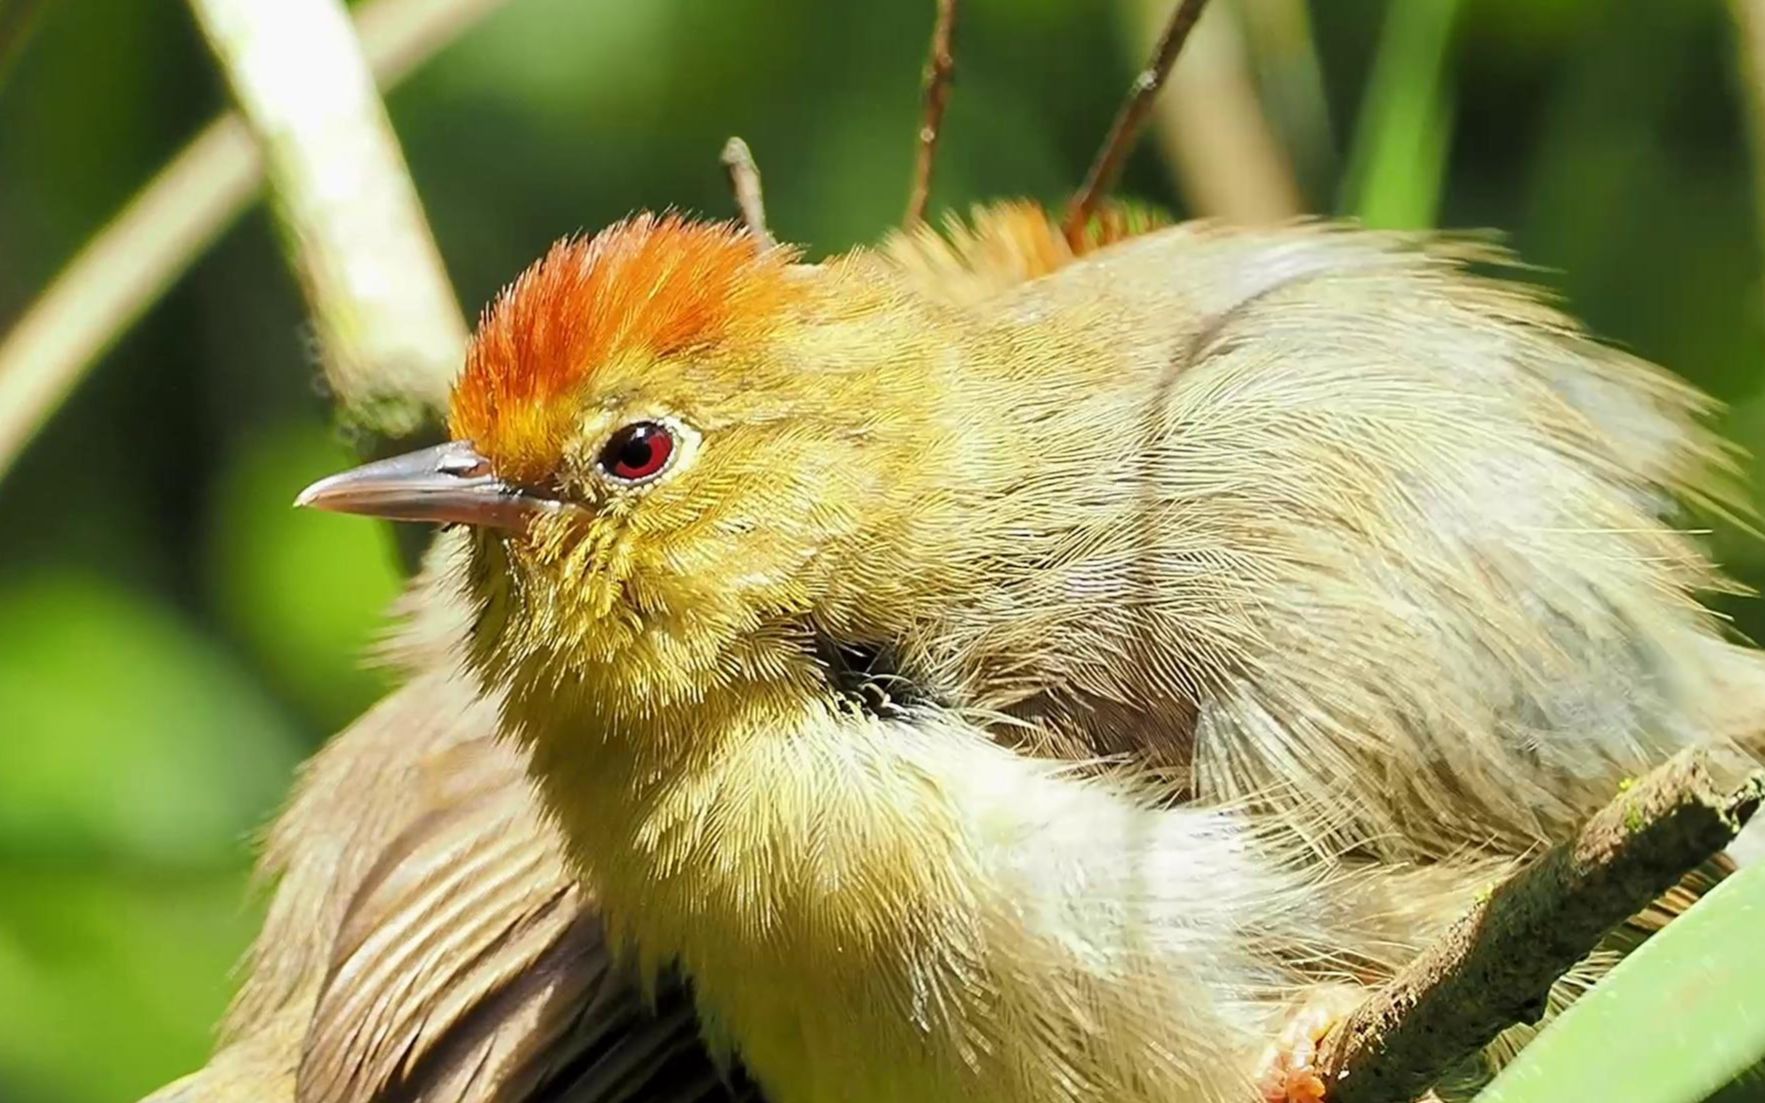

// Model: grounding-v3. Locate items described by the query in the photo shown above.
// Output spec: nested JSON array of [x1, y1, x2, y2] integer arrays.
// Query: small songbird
[[210, 202, 1760, 1103]]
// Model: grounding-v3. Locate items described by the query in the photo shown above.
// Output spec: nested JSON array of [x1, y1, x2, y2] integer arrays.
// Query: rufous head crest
[[449, 213, 800, 485]]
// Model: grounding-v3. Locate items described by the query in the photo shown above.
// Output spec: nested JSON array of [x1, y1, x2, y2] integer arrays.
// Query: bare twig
[[1064, 0, 1212, 246], [0, 0, 513, 482], [187, 0, 467, 440], [1316, 745, 1765, 1103], [905, 0, 959, 228], [1133, 0, 1303, 224], [720, 137, 775, 248]]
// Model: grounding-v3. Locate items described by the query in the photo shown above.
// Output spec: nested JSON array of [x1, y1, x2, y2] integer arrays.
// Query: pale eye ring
[[597, 420, 677, 484]]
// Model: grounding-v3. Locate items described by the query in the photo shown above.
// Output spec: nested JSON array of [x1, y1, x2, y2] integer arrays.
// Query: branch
[[720, 136, 775, 248], [187, 0, 467, 439], [0, 0, 513, 482], [0, 119, 258, 481], [1064, 0, 1212, 246], [1316, 745, 1765, 1103], [905, 0, 959, 228], [1133, 0, 1304, 225]]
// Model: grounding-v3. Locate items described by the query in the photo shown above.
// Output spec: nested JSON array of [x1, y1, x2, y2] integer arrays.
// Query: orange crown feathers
[[449, 213, 802, 485]]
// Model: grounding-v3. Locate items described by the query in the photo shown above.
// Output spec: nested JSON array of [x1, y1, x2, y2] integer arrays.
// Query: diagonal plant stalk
[[0, 0, 512, 483], [1317, 744, 1764, 1103], [1235, 0, 1335, 205], [0, 118, 259, 482], [186, 0, 467, 440]]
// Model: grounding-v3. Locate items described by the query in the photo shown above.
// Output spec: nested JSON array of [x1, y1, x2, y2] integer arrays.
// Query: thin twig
[[720, 137, 775, 248], [1064, 0, 1212, 246], [904, 0, 959, 228], [187, 0, 467, 440], [1135, 0, 1303, 224], [0, 0, 514, 482], [1315, 745, 1765, 1103]]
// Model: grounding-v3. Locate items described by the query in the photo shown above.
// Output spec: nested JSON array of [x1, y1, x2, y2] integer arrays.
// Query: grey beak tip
[[287, 442, 545, 529], [293, 477, 332, 510]]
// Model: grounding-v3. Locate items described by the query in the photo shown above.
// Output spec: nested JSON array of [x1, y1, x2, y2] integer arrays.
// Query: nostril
[[436, 446, 493, 479]]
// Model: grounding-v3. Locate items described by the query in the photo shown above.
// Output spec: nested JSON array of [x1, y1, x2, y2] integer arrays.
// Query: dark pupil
[[602, 421, 674, 481], [615, 430, 654, 471]]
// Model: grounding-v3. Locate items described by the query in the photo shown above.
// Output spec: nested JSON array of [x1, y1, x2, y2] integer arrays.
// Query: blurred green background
[[1, 0, 1763, 1100]]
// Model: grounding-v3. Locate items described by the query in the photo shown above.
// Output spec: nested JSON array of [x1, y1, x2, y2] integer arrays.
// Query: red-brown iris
[[598, 421, 675, 483]]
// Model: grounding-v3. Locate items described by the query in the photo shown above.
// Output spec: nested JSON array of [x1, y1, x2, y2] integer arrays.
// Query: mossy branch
[[1316, 744, 1765, 1103]]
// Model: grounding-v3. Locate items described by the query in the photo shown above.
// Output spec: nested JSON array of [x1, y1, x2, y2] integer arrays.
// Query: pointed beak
[[294, 440, 561, 530]]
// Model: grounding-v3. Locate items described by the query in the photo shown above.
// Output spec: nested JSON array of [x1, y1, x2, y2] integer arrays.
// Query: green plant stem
[[1340, 0, 1462, 229], [1475, 859, 1765, 1103]]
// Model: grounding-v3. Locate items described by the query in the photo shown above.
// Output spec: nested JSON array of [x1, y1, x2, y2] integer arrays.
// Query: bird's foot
[[1254, 985, 1364, 1103]]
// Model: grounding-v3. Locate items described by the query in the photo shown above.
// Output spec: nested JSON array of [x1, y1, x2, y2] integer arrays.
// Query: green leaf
[[0, 573, 300, 867], [0, 868, 261, 1103], [1476, 860, 1765, 1103], [207, 421, 403, 730]]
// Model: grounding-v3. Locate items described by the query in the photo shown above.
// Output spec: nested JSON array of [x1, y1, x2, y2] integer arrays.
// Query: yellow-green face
[[298, 213, 947, 713], [457, 349, 872, 705], [453, 330, 957, 727]]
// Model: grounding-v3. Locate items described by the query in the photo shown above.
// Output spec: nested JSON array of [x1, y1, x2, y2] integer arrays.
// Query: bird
[[153, 202, 1765, 1103]]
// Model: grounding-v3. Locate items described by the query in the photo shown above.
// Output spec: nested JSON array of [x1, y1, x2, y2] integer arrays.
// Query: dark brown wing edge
[[141, 661, 755, 1103]]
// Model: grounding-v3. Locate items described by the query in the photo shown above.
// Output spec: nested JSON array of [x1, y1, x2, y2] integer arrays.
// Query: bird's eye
[[597, 421, 676, 484]]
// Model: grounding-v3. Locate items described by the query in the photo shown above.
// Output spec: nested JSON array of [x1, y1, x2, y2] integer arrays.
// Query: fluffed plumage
[[156, 203, 1765, 1103], [145, 577, 757, 1103]]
